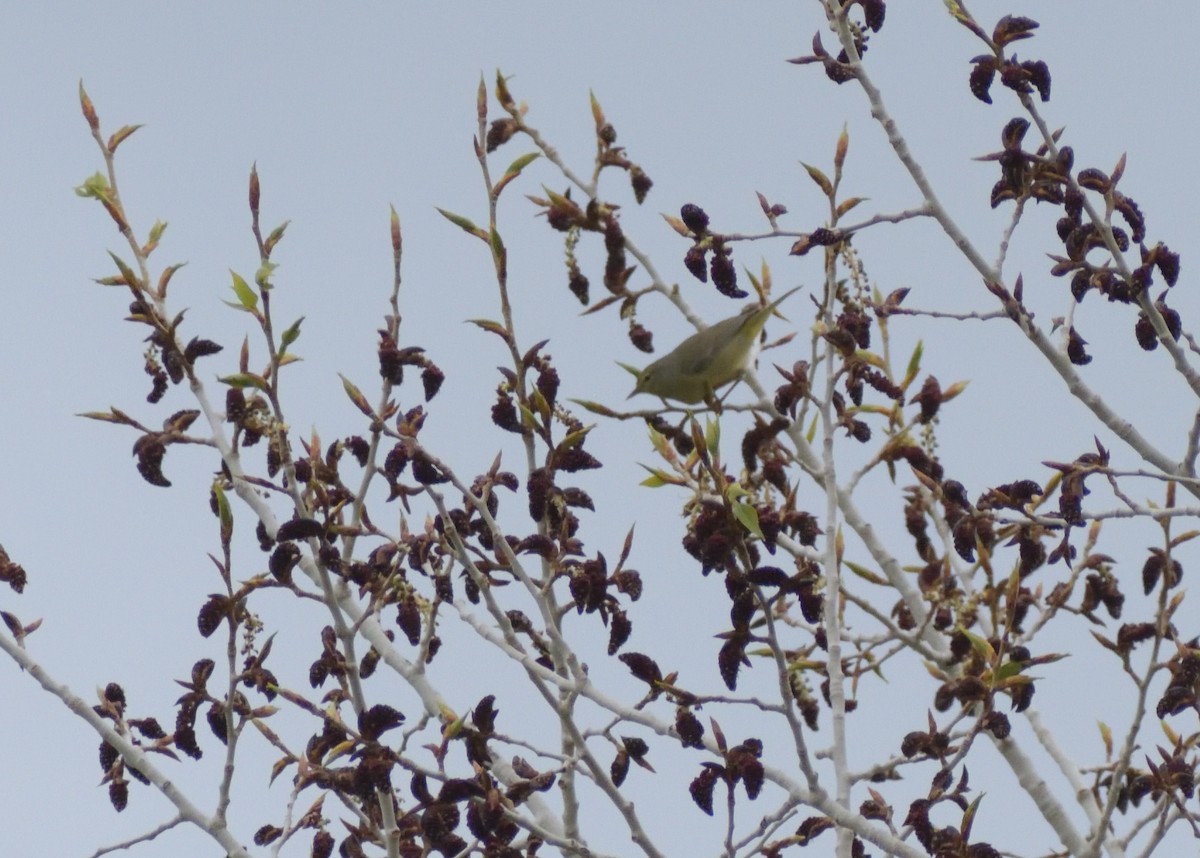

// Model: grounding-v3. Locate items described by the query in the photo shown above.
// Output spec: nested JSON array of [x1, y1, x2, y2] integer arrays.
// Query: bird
[[628, 286, 801, 404]]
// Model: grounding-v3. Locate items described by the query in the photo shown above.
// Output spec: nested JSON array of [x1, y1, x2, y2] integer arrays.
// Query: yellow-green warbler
[[629, 286, 801, 404]]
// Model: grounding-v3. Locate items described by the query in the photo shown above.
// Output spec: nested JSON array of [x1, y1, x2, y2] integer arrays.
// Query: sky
[[3, 2, 1199, 856]]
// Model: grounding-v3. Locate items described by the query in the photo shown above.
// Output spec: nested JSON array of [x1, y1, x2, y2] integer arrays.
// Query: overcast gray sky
[[3, 3, 1199, 856]]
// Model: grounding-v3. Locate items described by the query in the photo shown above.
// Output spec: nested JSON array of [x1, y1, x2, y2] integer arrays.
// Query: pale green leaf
[[280, 316, 304, 351], [437, 207, 482, 236], [705, 416, 721, 455], [901, 340, 924, 390], [219, 372, 269, 391], [230, 270, 258, 311], [504, 152, 540, 176], [844, 561, 888, 585], [732, 500, 764, 539]]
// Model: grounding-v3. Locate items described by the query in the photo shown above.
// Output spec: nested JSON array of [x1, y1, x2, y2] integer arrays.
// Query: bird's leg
[[714, 374, 751, 410], [703, 383, 723, 414]]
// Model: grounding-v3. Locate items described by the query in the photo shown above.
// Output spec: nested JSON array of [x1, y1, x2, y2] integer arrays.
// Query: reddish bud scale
[[80, 85, 99, 131], [248, 167, 260, 217]]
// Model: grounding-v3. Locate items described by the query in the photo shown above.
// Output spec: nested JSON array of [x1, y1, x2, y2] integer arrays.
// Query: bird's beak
[[617, 362, 643, 400]]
